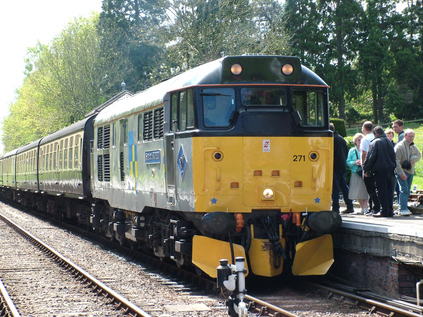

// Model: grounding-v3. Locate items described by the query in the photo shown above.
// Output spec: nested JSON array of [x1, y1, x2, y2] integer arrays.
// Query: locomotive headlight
[[262, 188, 274, 200], [281, 64, 294, 75], [230, 63, 243, 75]]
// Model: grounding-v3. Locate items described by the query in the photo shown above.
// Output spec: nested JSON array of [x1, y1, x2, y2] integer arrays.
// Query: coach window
[[74, 136, 80, 169], [64, 139, 68, 169], [69, 137, 74, 170], [201, 88, 235, 127], [59, 140, 63, 170], [48, 144, 52, 171], [292, 90, 325, 128]]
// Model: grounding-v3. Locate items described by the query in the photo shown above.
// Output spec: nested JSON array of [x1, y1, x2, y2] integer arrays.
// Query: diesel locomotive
[[0, 55, 340, 279]]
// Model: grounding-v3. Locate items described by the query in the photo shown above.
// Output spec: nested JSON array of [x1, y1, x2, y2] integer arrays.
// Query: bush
[[330, 118, 347, 137]]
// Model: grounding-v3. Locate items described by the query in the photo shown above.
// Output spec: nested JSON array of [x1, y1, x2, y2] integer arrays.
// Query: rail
[[0, 279, 21, 317], [0, 212, 151, 317], [245, 294, 299, 317], [312, 282, 423, 317]]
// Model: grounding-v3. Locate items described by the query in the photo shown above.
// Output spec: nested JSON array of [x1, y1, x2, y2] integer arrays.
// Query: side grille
[[120, 151, 125, 181], [103, 154, 110, 182], [153, 107, 164, 139], [103, 125, 110, 149], [97, 155, 103, 181], [97, 127, 103, 149], [143, 111, 153, 141]]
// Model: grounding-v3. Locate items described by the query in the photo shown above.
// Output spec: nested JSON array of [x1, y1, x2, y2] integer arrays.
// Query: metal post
[[417, 280, 423, 306]]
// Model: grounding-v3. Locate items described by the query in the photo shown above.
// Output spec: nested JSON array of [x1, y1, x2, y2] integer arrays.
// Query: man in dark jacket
[[330, 123, 354, 213], [363, 126, 396, 217]]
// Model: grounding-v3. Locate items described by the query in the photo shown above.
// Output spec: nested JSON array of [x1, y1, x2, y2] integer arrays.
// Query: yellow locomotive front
[[181, 56, 341, 278]]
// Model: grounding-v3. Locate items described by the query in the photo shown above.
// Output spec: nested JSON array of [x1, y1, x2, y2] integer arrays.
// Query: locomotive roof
[[95, 55, 328, 125]]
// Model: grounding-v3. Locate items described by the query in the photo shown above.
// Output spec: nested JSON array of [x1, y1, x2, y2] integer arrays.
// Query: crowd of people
[[331, 119, 422, 217]]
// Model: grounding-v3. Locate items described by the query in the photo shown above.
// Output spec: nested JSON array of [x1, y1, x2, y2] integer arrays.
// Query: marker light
[[262, 188, 274, 200], [230, 64, 243, 75], [281, 64, 294, 75]]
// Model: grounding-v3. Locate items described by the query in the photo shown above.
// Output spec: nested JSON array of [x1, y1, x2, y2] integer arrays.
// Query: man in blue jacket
[[363, 126, 396, 217]]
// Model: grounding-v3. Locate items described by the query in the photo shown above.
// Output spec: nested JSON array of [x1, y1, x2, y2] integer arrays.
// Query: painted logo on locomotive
[[177, 145, 187, 178]]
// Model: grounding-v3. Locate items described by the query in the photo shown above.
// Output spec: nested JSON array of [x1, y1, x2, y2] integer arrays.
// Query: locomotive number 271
[[292, 155, 306, 162]]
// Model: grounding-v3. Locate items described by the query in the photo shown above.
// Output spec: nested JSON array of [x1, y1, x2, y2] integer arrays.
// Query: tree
[[386, 0, 423, 119], [97, 0, 168, 92], [283, 0, 324, 68], [358, 0, 397, 123], [318, 0, 363, 119], [2, 15, 108, 150]]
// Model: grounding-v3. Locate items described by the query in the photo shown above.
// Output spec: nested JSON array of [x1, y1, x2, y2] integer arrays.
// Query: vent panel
[[143, 111, 153, 141], [153, 108, 164, 139]]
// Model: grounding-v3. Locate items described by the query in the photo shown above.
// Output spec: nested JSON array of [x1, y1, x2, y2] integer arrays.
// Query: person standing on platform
[[385, 128, 395, 146], [394, 129, 422, 216], [363, 126, 396, 217], [330, 123, 354, 214], [392, 119, 405, 142], [360, 121, 379, 215], [386, 127, 399, 202], [346, 133, 369, 214]]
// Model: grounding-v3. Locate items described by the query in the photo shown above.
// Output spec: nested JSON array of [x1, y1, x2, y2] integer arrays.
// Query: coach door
[[165, 132, 176, 205]]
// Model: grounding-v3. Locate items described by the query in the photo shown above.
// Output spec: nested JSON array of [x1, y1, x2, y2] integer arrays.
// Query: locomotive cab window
[[241, 87, 287, 107], [201, 88, 235, 127], [170, 89, 194, 131], [292, 90, 325, 128]]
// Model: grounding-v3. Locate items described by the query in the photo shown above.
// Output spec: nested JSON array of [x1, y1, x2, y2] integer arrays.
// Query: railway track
[[0, 279, 20, 317], [0, 201, 228, 316], [312, 280, 423, 317], [3, 200, 421, 317], [0, 212, 150, 317]]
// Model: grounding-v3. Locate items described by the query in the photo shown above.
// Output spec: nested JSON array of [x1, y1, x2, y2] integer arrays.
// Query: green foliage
[[2, 0, 422, 152], [97, 0, 167, 92], [161, 0, 290, 75], [2, 15, 107, 151], [330, 118, 347, 137]]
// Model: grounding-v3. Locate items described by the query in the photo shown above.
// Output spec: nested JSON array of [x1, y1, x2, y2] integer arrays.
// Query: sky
[[0, 0, 102, 153]]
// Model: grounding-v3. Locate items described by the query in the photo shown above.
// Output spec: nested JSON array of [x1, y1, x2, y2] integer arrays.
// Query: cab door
[[165, 93, 179, 206]]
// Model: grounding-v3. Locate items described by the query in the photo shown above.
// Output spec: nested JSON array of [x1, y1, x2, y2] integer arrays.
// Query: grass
[[347, 123, 423, 191], [408, 124, 423, 190]]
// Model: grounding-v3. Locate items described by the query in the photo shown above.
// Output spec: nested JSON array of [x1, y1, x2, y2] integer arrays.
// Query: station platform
[[331, 208, 423, 298]]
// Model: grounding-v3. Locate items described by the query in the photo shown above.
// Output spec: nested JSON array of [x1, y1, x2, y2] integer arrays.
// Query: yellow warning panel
[[192, 235, 248, 278], [292, 234, 334, 276]]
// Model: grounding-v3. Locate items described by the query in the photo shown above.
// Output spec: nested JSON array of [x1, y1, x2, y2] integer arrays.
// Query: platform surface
[[341, 212, 423, 238], [335, 207, 423, 264]]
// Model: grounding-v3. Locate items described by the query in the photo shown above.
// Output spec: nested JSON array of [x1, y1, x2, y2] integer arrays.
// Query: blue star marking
[[314, 197, 321, 203], [211, 198, 218, 205]]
